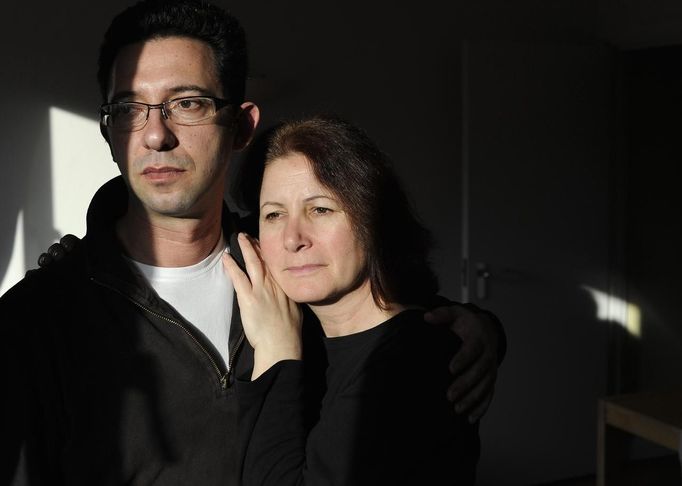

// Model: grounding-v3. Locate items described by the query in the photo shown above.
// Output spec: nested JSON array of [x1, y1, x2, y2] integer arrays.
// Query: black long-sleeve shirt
[[237, 309, 479, 486]]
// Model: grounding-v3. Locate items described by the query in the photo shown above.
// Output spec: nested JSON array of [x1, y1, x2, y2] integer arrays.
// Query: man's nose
[[142, 107, 179, 151]]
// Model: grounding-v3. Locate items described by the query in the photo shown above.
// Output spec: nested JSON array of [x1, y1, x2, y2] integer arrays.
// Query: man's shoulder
[[1, 239, 90, 309]]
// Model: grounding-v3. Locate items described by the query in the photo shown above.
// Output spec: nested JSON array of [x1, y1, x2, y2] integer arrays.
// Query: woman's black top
[[237, 309, 479, 485]]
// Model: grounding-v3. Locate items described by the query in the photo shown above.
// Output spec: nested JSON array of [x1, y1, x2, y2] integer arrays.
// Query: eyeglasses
[[100, 96, 233, 132]]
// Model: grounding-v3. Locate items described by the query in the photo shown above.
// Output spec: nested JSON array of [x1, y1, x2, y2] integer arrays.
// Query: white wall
[[0, 2, 127, 291]]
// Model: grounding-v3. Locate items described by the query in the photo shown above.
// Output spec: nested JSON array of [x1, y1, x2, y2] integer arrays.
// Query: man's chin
[[138, 195, 197, 219]]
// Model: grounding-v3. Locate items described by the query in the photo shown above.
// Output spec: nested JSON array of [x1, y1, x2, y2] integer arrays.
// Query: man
[[1, 0, 504, 484]]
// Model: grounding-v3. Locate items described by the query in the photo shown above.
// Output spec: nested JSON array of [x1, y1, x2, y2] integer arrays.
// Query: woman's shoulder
[[355, 309, 462, 380], [387, 308, 463, 353]]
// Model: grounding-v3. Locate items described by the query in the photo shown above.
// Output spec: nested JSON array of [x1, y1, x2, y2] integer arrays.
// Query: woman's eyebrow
[[260, 201, 284, 210], [260, 195, 335, 210], [303, 195, 334, 203]]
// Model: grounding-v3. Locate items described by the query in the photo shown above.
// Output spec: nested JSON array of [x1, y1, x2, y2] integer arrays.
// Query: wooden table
[[597, 390, 682, 485]]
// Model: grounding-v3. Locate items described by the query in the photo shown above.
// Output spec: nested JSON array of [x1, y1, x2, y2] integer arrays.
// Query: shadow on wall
[[0, 102, 55, 295], [0, 107, 116, 295], [0, 0, 128, 295]]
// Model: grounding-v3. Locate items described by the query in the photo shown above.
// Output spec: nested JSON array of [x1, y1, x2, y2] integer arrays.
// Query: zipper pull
[[220, 373, 229, 390]]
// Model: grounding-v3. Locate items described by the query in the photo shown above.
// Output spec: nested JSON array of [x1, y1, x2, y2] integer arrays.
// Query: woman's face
[[258, 153, 367, 305]]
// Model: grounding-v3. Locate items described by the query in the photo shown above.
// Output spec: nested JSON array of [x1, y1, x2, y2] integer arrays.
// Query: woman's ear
[[233, 102, 261, 151]]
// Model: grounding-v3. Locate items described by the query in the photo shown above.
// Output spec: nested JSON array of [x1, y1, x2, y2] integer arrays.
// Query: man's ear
[[100, 123, 116, 161], [233, 102, 260, 151]]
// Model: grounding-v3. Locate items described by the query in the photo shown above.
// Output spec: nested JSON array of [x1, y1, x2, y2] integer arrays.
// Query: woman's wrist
[[251, 344, 302, 380]]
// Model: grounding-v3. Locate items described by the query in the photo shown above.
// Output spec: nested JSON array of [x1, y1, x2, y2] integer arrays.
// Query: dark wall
[[624, 46, 682, 391]]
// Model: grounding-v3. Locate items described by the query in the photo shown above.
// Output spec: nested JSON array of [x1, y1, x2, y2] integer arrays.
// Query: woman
[[224, 116, 479, 485]]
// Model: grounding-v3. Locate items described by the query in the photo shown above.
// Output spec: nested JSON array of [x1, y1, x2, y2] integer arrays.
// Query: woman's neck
[[309, 280, 405, 337]]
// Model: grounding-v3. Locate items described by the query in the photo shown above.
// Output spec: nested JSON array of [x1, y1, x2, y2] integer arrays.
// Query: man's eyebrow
[[108, 85, 215, 103], [109, 90, 137, 103], [168, 85, 214, 96]]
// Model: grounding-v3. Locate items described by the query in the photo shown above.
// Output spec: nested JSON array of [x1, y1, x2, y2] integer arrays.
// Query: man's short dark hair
[[239, 115, 439, 308], [98, 0, 247, 103]]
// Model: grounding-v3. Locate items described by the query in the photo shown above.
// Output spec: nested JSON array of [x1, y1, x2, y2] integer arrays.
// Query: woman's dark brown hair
[[236, 115, 438, 308]]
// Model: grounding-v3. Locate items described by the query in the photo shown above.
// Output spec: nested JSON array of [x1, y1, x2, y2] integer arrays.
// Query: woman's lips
[[285, 264, 325, 276]]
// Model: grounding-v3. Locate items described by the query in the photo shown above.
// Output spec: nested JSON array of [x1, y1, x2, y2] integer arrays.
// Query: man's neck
[[116, 204, 224, 268]]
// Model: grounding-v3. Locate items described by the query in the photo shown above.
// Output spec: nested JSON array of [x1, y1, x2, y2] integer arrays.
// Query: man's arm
[[34, 235, 507, 424], [1, 277, 61, 485]]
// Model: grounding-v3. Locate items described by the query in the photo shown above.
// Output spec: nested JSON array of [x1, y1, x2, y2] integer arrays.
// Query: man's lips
[[141, 166, 186, 180], [142, 166, 185, 174]]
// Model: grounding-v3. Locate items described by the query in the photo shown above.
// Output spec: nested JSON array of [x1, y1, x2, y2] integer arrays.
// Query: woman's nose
[[283, 217, 312, 252]]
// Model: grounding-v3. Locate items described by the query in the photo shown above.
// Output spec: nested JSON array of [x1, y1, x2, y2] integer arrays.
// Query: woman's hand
[[223, 233, 302, 380]]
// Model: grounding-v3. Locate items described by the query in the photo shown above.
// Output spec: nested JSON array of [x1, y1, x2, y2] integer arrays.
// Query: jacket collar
[[83, 176, 247, 310]]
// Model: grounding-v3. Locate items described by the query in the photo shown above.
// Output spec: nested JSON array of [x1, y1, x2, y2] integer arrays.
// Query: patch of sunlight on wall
[[50, 106, 119, 237], [582, 285, 641, 338], [0, 107, 118, 296], [0, 211, 26, 296]]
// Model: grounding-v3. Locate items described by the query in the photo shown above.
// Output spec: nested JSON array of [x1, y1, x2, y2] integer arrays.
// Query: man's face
[[105, 36, 235, 219]]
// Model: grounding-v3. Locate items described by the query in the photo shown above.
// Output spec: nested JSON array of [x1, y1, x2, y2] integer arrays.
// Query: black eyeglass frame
[[99, 95, 234, 131]]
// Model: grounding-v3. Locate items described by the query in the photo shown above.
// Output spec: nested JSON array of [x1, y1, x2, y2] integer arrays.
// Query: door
[[462, 41, 618, 484]]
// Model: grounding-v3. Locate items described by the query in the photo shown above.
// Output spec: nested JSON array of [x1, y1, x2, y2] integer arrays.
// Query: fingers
[[38, 244, 63, 269], [425, 303, 500, 421], [36, 235, 80, 269], [448, 367, 496, 421], [237, 233, 265, 284], [60, 234, 80, 252], [447, 350, 490, 402], [37, 252, 53, 268], [423, 305, 457, 324], [448, 340, 484, 377], [47, 243, 66, 261], [222, 252, 252, 297], [38, 237, 78, 268], [466, 387, 495, 423]]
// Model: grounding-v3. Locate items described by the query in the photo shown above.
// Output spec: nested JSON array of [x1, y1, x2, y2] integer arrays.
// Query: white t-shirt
[[130, 238, 234, 368]]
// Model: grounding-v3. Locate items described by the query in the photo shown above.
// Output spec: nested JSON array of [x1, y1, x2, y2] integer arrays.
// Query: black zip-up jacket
[[1, 177, 254, 485]]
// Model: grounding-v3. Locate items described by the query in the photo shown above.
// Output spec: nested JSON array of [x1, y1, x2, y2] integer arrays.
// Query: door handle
[[476, 262, 491, 300]]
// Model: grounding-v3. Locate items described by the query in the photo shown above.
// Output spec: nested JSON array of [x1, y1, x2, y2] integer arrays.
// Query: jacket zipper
[[92, 277, 243, 389], [224, 332, 245, 388]]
